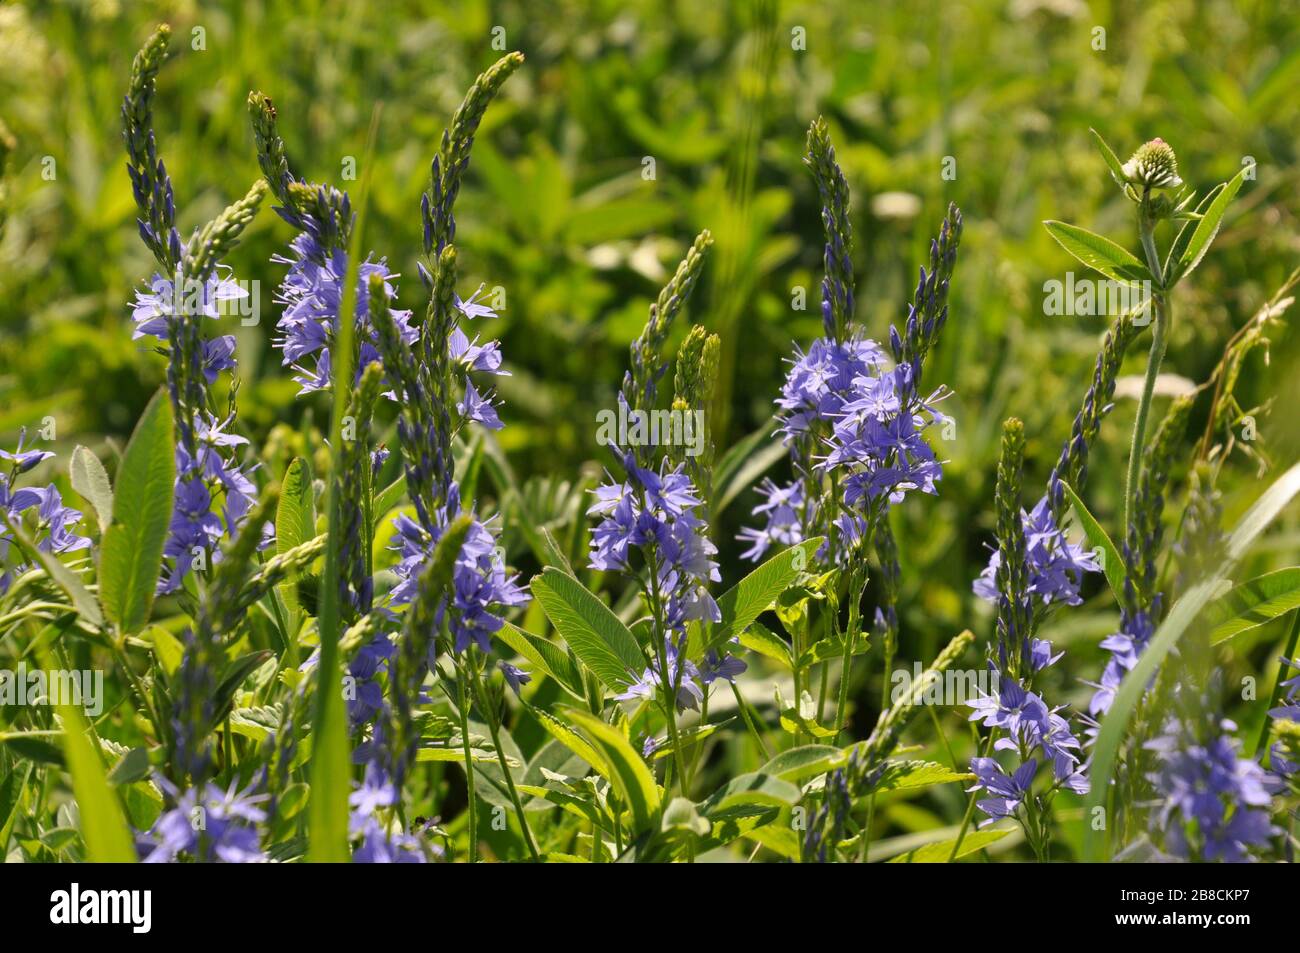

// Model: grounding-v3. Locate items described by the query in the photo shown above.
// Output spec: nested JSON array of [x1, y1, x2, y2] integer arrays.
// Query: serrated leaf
[[275, 457, 314, 617], [531, 569, 644, 689], [1207, 568, 1300, 645], [1043, 220, 1152, 285], [702, 537, 824, 657], [738, 620, 793, 668], [759, 744, 846, 783], [69, 446, 113, 533], [99, 389, 175, 633], [497, 623, 586, 699], [859, 760, 972, 796]]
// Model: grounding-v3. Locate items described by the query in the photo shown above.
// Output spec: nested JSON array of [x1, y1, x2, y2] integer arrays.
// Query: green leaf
[[0, 763, 32, 848], [496, 623, 586, 699], [1085, 460, 1300, 861], [1175, 166, 1247, 282], [712, 425, 789, 518], [69, 445, 113, 533], [146, 625, 183, 677], [1043, 220, 1152, 285], [532, 707, 607, 774], [859, 760, 972, 796], [1061, 480, 1124, 602], [699, 771, 802, 817], [702, 538, 824, 657], [563, 708, 661, 834], [1208, 568, 1300, 645], [275, 457, 315, 617], [40, 651, 135, 861], [738, 621, 793, 668], [99, 389, 175, 633], [886, 827, 1011, 863], [531, 569, 644, 690], [1166, 184, 1223, 278], [777, 688, 839, 738], [1089, 128, 1130, 190], [759, 744, 846, 783], [0, 515, 103, 629], [0, 732, 65, 766], [106, 746, 153, 786]]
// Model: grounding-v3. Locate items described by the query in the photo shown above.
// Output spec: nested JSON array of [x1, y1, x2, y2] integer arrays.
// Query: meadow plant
[[3, 24, 1300, 871]]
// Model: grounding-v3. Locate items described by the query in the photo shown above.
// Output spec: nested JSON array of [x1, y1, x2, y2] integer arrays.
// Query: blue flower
[[348, 763, 428, 863], [1088, 609, 1156, 716], [457, 376, 503, 431], [776, 337, 885, 442], [973, 496, 1100, 609], [588, 452, 719, 632], [968, 756, 1037, 824], [616, 637, 705, 713], [139, 778, 267, 863], [0, 428, 54, 474], [272, 233, 418, 395], [499, 661, 531, 697], [736, 478, 806, 561], [388, 482, 528, 655], [1147, 716, 1276, 862]]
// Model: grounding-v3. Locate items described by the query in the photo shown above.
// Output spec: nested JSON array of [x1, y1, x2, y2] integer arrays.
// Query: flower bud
[[1122, 138, 1183, 190]]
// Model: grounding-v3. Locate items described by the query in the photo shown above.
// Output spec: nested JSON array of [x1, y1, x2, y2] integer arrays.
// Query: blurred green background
[[2, 0, 1299, 851]]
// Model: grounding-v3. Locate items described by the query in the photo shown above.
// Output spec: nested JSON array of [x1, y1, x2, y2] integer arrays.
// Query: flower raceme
[[389, 482, 528, 656]]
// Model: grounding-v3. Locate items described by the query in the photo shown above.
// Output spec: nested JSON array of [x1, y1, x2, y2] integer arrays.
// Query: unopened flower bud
[[1122, 138, 1183, 190]]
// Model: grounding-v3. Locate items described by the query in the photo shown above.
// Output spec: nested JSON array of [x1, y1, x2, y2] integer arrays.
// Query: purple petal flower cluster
[[389, 481, 528, 655], [616, 637, 705, 713], [1086, 608, 1156, 716], [349, 762, 428, 863], [131, 268, 245, 385], [159, 412, 259, 594], [968, 757, 1037, 825], [973, 496, 1100, 609], [966, 665, 1089, 824], [588, 451, 721, 632], [1, 437, 92, 594], [742, 336, 949, 562], [776, 337, 885, 443], [737, 477, 806, 562], [1146, 716, 1276, 862], [272, 233, 418, 394], [138, 778, 267, 863], [820, 358, 948, 510]]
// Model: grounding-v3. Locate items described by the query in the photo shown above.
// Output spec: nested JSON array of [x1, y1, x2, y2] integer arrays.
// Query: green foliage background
[[2, 0, 1298, 856]]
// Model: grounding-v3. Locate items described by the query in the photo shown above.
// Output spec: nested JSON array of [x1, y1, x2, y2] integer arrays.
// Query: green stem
[[730, 681, 771, 759], [469, 661, 541, 862], [947, 732, 995, 862], [1125, 214, 1171, 533], [454, 660, 478, 863], [1254, 609, 1300, 760]]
